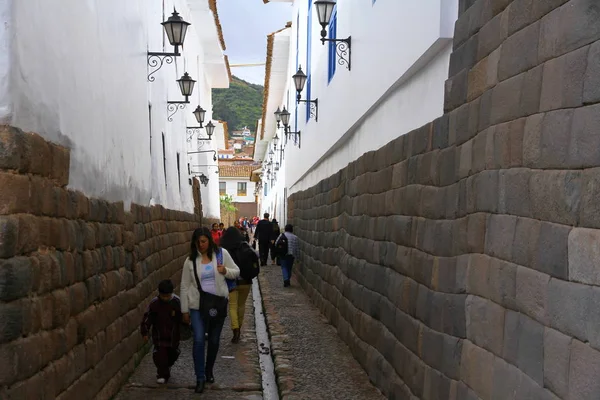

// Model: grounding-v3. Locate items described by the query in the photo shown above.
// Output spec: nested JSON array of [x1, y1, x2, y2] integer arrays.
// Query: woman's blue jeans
[[190, 309, 225, 383]]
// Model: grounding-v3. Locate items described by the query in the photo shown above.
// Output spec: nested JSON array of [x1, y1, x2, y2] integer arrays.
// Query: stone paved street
[[115, 290, 262, 400], [259, 262, 385, 400]]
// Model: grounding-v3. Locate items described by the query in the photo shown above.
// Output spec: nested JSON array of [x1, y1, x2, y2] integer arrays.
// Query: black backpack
[[234, 242, 260, 281], [274, 233, 288, 258]]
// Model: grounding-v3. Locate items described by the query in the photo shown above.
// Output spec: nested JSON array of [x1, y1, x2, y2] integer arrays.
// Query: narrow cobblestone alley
[[113, 263, 384, 399], [115, 290, 262, 399]]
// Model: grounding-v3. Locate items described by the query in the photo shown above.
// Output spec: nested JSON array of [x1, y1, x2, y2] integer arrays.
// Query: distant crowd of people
[[140, 213, 299, 393]]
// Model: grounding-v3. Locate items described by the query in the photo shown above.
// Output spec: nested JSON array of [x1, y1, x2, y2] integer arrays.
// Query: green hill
[[212, 76, 263, 134]]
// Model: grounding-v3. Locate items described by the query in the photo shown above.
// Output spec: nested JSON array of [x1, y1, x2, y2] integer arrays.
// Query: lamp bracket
[[297, 98, 319, 121], [167, 101, 188, 122], [186, 127, 211, 142], [147, 52, 180, 82], [285, 127, 302, 149], [320, 36, 351, 71]]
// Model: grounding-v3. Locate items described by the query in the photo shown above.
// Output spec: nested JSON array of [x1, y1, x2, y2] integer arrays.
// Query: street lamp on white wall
[[167, 72, 196, 121], [187, 106, 211, 143], [147, 9, 191, 81], [292, 67, 318, 121], [314, 0, 352, 70], [275, 107, 301, 149], [199, 173, 209, 187]]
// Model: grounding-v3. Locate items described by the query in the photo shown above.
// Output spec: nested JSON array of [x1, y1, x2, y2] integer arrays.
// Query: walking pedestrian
[[211, 223, 222, 246], [180, 227, 240, 393], [234, 220, 250, 242], [254, 213, 273, 266], [270, 219, 281, 265], [140, 279, 182, 384], [274, 224, 300, 287], [220, 227, 260, 344]]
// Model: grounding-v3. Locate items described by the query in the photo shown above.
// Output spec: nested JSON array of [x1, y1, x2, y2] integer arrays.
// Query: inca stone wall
[[289, 0, 600, 399], [0, 126, 201, 399]]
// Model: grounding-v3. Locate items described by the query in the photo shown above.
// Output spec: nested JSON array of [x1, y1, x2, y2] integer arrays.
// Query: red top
[[211, 229, 222, 246]]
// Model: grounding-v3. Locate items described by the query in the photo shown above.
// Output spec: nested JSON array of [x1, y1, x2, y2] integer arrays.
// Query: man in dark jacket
[[254, 213, 272, 266], [141, 280, 182, 384]]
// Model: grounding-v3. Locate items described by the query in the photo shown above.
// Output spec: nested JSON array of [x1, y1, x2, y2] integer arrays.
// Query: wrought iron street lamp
[[274, 107, 282, 128], [167, 72, 196, 121], [199, 173, 209, 187], [147, 9, 191, 81], [314, 0, 351, 70], [277, 106, 301, 149], [193, 106, 206, 127], [292, 67, 318, 121]]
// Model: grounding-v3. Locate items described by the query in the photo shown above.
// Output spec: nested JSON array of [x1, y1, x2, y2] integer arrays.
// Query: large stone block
[[533, 222, 570, 279], [532, 0, 569, 20], [540, 45, 589, 111], [547, 278, 590, 342], [466, 295, 505, 356], [580, 168, 600, 229], [506, 0, 534, 34], [544, 327, 571, 399], [0, 256, 32, 301], [460, 340, 494, 399], [498, 21, 540, 81], [569, 340, 600, 399], [490, 356, 524, 400], [569, 103, 600, 168], [499, 169, 532, 217], [485, 214, 517, 262], [491, 72, 524, 125], [475, 170, 499, 213], [516, 265, 550, 324], [538, 0, 600, 63], [529, 170, 582, 226], [519, 64, 544, 116], [583, 41, 600, 104], [478, 10, 508, 60], [568, 228, 600, 285], [524, 110, 573, 169], [488, 257, 517, 310]]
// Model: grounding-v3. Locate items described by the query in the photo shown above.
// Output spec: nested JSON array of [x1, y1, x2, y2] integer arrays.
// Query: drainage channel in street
[[252, 278, 280, 400]]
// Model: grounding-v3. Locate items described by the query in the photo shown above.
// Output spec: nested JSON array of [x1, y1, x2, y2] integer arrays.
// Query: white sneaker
[[156, 378, 166, 384]]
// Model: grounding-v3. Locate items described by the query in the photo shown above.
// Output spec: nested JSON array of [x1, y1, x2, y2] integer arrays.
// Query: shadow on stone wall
[[289, 0, 600, 398], [0, 126, 203, 399]]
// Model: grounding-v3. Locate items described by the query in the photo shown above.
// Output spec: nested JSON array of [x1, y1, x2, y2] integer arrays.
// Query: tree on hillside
[[212, 76, 263, 134]]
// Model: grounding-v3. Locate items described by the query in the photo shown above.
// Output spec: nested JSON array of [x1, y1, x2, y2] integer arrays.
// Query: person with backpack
[[220, 227, 260, 344], [270, 219, 281, 265], [180, 227, 240, 393], [274, 224, 300, 287], [254, 213, 273, 266]]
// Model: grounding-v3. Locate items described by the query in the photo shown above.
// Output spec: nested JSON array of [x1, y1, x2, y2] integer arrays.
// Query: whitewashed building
[[255, 0, 458, 220], [0, 0, 230, 217], [218, 164, 259, 219]]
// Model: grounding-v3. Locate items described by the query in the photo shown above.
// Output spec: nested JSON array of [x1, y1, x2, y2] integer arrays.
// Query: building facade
[[218, 164, 259, 221], [0, 0, 229, 217], [255, 0, 458, 223]]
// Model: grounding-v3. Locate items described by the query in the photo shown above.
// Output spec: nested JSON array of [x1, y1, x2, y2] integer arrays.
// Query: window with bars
[[237, 182, 247, 196], [219, 182, 226, 195]]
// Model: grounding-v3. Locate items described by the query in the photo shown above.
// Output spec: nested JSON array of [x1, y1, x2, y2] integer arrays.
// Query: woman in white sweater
[[181, 227, 240, 393]]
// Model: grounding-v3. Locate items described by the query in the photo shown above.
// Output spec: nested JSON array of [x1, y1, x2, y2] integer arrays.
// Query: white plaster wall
[[281, 0, 457, 194], [0, 0, 11, 123], [3, 0, 227, 213], [221, 178, 256, 203], [261, 161, 287, 226]]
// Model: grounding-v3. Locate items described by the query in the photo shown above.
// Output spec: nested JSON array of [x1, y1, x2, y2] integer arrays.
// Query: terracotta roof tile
[[219, 164, 260, 178]]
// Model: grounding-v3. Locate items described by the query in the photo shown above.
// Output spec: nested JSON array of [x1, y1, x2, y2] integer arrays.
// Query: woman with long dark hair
[[180, 227, 240, 393], [220, 227, 259, 343]]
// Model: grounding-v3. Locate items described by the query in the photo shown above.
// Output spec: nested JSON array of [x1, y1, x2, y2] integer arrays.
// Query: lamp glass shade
[[205, 121, 215, 138], [177, 72, 196, 97], [162, 9, 191, 48], [273, 133, 279, 147], [315, 1, 336, 27], [274, 107, 281, 123], [293, 67, 308, 93], [193, 106, 206, 125], [199, 173, 209, 186], [280, 107, 291, 126]]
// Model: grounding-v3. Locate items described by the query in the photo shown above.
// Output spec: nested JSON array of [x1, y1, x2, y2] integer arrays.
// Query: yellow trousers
[[229, 284, 251, 330]]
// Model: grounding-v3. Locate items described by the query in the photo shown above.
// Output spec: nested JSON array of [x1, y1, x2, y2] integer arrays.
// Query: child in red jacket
[[140, 280, 182, 384]]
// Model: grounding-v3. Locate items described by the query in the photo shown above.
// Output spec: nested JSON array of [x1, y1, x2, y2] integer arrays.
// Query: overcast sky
[[219, 0, 292, 85]]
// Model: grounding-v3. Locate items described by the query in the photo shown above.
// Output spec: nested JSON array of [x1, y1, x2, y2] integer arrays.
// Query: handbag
[[192, 250, 228, 319]]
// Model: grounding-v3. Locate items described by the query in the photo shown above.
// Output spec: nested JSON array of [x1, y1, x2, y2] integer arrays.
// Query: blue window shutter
[[327, 8, 337, 83], [306, 0, 312, 122]]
